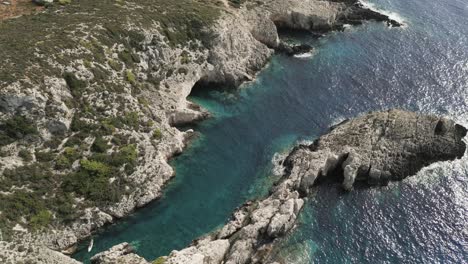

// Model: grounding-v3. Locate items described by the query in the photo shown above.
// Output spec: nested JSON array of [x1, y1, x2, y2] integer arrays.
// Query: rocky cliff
[[100, 109, 465, 264], [0, 0, 401, 263]]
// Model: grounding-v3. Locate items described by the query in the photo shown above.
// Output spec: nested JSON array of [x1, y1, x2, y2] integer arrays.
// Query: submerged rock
[[157, 109, 466, 264]]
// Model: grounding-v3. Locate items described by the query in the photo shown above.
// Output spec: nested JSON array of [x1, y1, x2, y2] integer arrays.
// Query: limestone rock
[[166, 239, 230, 264], [90, 243, 149, 264]]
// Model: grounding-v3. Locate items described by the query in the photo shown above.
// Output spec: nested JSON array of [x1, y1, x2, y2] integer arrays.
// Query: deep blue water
[[74, 0, 468, 262]]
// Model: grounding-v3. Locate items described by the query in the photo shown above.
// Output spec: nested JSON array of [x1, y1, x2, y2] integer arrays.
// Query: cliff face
[[0, 0, 400, 263], [128, 110, 464, 264]]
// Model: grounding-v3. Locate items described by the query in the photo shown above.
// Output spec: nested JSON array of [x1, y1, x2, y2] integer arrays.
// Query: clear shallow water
[[74, 0, 468, 262]]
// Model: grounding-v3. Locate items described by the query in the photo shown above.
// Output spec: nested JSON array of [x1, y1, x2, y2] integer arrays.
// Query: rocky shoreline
[[0, 0, 403, 263], [93, 109, 466, 264]]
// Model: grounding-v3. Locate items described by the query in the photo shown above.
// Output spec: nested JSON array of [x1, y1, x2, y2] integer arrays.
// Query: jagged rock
[[0, 242, 80, 264], [0, 95, 36, 113], [276, 42, 313, 56], [91, 243, 149, 264], [286, 109, 467, 191], [166, 239, 230, 264]]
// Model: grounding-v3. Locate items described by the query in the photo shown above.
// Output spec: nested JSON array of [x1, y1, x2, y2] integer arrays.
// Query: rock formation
[[90, 243, 149, 264], [103, 110, 464, 264]]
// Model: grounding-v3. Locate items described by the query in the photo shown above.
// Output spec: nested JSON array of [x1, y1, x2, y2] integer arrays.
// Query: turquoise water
[[74, 0, 468, 262]]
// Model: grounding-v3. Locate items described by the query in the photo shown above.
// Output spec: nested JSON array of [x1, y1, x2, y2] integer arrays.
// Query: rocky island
[[91, 109, 466, 264], [0, 0, 416, 263]]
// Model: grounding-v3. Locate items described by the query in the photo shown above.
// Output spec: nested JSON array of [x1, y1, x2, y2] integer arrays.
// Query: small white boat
[[87, 239, 94, 252]]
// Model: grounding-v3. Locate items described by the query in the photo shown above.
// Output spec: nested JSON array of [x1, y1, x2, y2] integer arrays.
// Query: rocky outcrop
[[276, 42, 313, 56], [150, 110, 466, 264], [0, 240, 81, 264], [90, 243, 149, 264], [198, 0, 402, 87], [283, 109, 466, 192]]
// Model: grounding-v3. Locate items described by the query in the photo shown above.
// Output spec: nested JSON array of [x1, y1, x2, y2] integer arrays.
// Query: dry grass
[[0, 0, 43, 21]]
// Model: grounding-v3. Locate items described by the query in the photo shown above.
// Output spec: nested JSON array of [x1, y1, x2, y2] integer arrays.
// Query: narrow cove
[[74, 0, 468, 262]]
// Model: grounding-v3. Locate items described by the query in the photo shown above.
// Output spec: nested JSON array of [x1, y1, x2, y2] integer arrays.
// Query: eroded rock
[[90, 243, 149, 264]]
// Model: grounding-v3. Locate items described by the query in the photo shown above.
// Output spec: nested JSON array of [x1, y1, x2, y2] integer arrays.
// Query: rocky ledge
[[96, 110, 466, 264]]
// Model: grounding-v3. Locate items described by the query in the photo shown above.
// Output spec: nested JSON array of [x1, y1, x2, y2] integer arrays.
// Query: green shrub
[[118, 50, 137, 66], [126, 70, 136, 84], [18, 149, 33, 162], [83, 59, 92, 68], [35, 150, 56, 162], [70, 115, 100, 133], [64, 132, 87, 147], [64, 147, 80, 160], [30, 210, 52, 230], [153, 129, 162, 140], [152, 257, 166, 264], [180, 50, 191, 64], [111, 133, 129, 146], [100, 119, 116, 135], [109, 59, 123, 71], [91, 136, 110, 153], [52, 192, 76, 222], [1, 163, 55, 195], [0, 116, 38, 146], [80, 159, 111, 177], [0, 191, 48, 224], [62, 169, 120, 204], [55, 155, 72, 170], [111, 144, 137, 167], [109, 112, 140, 130], [138, 97, 150, 107], [63, 72, 86, 97]]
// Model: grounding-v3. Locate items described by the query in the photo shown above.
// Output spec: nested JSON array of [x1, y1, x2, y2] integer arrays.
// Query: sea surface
[[74, 0, 468, 263]]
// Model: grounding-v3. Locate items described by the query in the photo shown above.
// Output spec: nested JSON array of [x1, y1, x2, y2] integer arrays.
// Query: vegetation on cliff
[[0, 0, 224, 240]]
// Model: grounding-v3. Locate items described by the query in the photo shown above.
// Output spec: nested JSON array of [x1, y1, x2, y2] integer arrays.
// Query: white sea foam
[[271, 151, 288, 176], [271, 138, 315, 176], [296, 139, 315, 146], [343, 24, 353, 29], [359, 0, 407, 27], [330, 115, 347, 127], [294, 52, 315, 59]]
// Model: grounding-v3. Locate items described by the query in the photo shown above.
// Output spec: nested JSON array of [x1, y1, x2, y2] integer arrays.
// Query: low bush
[[18, 149, 33, 162], [153, 129, 162, 140], [0, 116, 38, 146], [91, 136, 110, 153], [64, 72, 86, 97]]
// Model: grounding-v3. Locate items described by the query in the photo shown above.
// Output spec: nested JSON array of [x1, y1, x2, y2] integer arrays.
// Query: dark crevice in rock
[[275, 42, 313, 56], [434, 119, 446, 135], [455, 124, 468, 137]]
